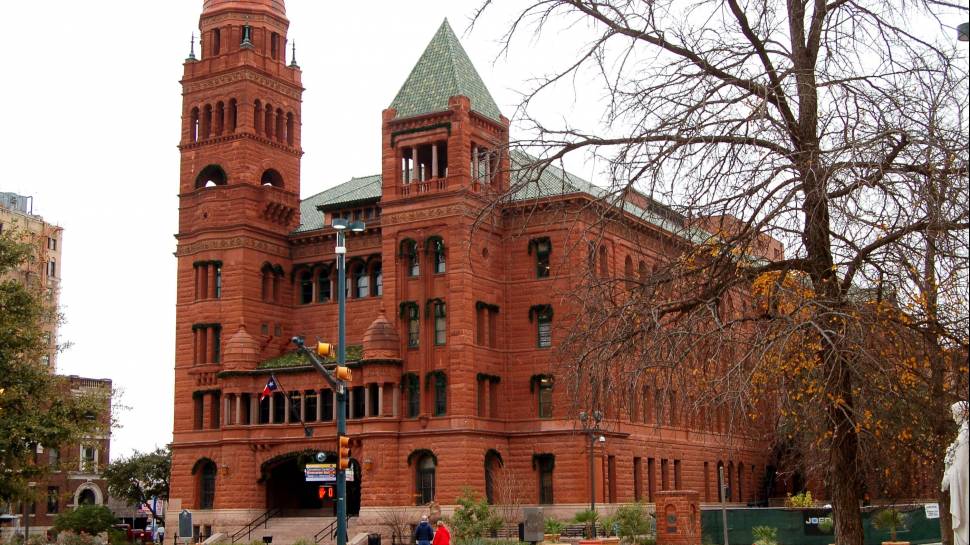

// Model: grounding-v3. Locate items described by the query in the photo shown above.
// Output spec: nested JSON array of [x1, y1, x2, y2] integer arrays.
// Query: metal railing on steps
[[314, 517, 354, 544], [231, 508, 282, 544]]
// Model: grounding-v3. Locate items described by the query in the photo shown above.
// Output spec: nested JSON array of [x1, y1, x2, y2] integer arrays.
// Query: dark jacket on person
[[414, 522, 434, 543]]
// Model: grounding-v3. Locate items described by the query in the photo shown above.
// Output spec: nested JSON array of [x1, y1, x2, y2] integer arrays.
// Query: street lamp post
[[579, 411, 604, 538], [332, 218, 364, 545]]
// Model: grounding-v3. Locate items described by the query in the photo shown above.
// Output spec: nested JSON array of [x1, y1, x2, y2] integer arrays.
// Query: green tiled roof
[[389, 19, 503, 122], [296, 174, 382, 232], [294, 152, 692, 239]]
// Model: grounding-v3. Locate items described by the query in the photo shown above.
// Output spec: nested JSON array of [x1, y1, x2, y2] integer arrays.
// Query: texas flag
[[260, 376, 278, 401]]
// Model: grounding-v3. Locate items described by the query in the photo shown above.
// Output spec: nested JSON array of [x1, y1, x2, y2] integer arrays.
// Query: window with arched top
[[427, 237, 446, 274], [400, 239, 419, 277], [261, 169, 284, 188], [638, 261, 647, 284], [624, 255, 634, 285], [264, 104, 274, 139], [286, 113, 294, 146], [317, 266, 332, 302], [354, 264, 369, 299], [202, 104, 213, 140], [414, 453, 436, 505], [212, 28, 221, 56], [190, 107, 200, 142], [254, 100, 263, 133], [228, 99, 237, 133], [299, 270, 313, 304], [369, 261, 383, 297], [484, 450, 503, 504], [275, 108, 285, 143], [529, 237, 552, 278], [599, 245, 609, 277], [195, 165, 228, 189], [194, 459, 217, 509], [401, 302, 419, 348], [215, 101, 225, 136]]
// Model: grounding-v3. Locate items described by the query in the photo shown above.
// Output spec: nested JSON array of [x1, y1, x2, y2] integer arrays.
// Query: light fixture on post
[[332, 216, 364, 545], [579, 410, 604, 538]]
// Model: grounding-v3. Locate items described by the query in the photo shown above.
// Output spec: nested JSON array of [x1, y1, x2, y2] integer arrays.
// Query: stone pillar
[[431, 144, 439, 178], [472, 145, 479, 180], [363, 386, 372, 417], [655, 491, 701, 545], [348, 388, 356, 419], [391, 385, 399, 417], [235, 395, 242, 426], [377, 384, 384, 416], [484, 149, 491, 182]]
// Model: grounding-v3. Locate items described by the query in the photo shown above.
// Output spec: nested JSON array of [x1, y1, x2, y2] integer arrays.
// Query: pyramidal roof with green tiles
[[389, 19, 503, 122]]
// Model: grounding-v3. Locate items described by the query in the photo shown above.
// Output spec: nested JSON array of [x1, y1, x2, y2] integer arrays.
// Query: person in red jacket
[[431, 521, 450, 545]]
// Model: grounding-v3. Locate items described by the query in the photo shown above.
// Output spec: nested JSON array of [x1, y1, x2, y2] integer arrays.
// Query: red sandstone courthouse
[[170, 0, 775, 532]]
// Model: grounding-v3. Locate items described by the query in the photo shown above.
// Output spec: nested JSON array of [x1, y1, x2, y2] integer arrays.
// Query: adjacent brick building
[[169, 0, 777, 534]]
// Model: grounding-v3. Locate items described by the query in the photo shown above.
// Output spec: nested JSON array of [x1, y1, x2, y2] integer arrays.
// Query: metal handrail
[[231, 508, 281, 544], [314, 517, 353, 544]]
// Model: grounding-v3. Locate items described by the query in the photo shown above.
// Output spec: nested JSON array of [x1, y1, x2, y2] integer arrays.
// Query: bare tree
[[472, 2, 969, 545]]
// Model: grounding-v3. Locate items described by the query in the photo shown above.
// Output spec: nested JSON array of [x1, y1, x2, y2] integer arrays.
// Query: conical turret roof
[[389, 19, 502, 122]]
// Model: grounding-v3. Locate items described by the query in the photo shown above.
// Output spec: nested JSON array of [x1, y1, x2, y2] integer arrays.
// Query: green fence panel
[[701, 505, 942, 545]]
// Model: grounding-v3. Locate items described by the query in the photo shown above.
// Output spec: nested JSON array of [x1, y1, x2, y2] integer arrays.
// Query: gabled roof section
[[295, 174, 382, 233], [389, 19, 503, 122]]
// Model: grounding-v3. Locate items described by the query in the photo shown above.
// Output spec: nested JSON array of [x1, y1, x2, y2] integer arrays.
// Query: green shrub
[[58, 534, 99, 545], [293, 539, 315, 545], [752, 526, 778, 545], [785, 492, 814, 508], [573, 509, 599, 538], [450, 488, 502, 540], [613, 503, 656, 545], [872, 509, 908, 541], [53, 505, 116, 536], [27, 535, 49, 545], [544, 519, 565, 535], [250, 540, 265, 545]]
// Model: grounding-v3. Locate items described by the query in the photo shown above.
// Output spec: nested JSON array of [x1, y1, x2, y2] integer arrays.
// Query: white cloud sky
[[1, 1, 963, 460], [1, 0, 593, 460]]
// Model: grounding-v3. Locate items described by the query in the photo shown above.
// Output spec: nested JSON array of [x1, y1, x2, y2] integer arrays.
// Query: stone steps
[[234, 516, 340, 545]]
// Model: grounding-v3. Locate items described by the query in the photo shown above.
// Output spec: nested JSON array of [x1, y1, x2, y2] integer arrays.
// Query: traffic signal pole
[[293, 219, 361, 545], [335, 227, 348, 545]]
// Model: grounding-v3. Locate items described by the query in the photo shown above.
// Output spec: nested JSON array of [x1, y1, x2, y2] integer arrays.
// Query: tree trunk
[[829, 352, 865, 545]]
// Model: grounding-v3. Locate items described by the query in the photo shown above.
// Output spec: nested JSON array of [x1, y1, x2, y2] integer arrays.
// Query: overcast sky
[[2, 1, 964, 460], [1, 0, 593, 460]]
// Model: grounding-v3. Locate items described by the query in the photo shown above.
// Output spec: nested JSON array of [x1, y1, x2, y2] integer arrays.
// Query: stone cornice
[[182, 67, 303, 100]]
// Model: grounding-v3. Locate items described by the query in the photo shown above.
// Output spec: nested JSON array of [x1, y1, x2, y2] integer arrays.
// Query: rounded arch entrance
[[260, 450, 361, 516]]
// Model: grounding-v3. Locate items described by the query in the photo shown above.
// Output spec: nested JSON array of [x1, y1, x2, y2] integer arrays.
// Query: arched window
[[401, 302, 419, 348], [400, 239, 419, 277], [195, 164, 227, 189], [530, 305, 554, 348], [215, 101, 225, 136], [599, 245, 609, 277], [354, 265, 369, 299], [202, 104, 213, 140], [190, 107, 200, 142], [286, 112, 294, 146], [212, 28, 221, 56], [534, 454, 555, 504], [270, 32, 280, 60], [529, 237, 552, 278], [415, 453, 436, 505], [228, 99, 237, 133], [624, 255, 634, 286], [371, 262, 383, 297], [317, 266, 332, 302], [402, 373, 420, 418], [431, 300, 446, 346], [78, 489, 96, 505], [638, 261, 647, 284], [299, 270, 313, 304], [261, 169, 284, 188], [264, 104, 274, 139], [427, 237, 446, 274], [484, 450, 503, 504], [254, 100, 263, 133], [275, 108, 285, 143], [195, 459, 217, 509]]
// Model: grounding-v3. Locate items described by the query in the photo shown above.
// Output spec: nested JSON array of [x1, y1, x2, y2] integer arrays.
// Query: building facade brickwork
[[169, 0, 777, 536]]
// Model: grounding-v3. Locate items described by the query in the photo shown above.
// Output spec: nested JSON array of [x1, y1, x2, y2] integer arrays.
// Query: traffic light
[[316, 342, 336, 358], [335, 365, 352, 382], [338, 435, 351, 470]]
